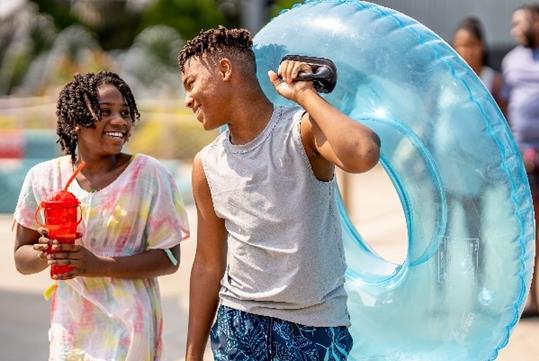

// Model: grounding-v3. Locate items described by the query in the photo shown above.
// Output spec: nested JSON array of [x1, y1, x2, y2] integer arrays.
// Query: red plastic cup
[[36, 190, 82, 278]]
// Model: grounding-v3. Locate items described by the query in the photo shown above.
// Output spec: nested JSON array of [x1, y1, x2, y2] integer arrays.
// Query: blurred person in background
[[502, 3, 539, 318], [452, 16, 505, 112]]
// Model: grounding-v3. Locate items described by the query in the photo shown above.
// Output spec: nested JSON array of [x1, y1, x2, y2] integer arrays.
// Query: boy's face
[[181, 55, 229, 130]]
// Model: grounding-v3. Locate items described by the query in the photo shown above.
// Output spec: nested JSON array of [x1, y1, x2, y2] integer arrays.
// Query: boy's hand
[[268, 60, 316, 102]]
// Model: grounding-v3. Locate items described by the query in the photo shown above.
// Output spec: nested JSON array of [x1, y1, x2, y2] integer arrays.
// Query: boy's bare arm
[[269, 61, 380, 174], [186, 154, 228, 361], [300, 90, 380, 173]]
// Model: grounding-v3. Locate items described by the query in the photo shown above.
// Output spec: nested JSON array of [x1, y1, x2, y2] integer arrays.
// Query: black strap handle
[[280, 55, 337, 93]]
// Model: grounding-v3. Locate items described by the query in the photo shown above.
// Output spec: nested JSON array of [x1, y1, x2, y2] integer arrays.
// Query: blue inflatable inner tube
[[253, 1, 535, 360]]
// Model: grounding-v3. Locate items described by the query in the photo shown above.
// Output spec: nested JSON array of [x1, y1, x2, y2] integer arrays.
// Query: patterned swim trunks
[[210, 305, 353, 361]]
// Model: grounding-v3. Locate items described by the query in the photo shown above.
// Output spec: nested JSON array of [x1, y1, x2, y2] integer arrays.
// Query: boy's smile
[[182, 56, 230, 130]]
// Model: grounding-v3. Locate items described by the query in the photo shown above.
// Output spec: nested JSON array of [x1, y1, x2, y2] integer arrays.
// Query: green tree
[[141, 0, 236, 40], [30, 0, 142, 50]]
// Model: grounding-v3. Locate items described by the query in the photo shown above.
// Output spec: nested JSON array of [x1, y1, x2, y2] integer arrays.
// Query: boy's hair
[[56, 71, 140, 163], [177, 26, 256, 74]]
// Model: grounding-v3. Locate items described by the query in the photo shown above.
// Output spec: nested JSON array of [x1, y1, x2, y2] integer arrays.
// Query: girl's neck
[[75, 153, 125, 173], [73, 153, 133, 193]]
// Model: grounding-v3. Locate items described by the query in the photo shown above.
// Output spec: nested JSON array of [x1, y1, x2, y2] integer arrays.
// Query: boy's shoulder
[[199, 105, 304, 157], [199, 130, 229, 155]]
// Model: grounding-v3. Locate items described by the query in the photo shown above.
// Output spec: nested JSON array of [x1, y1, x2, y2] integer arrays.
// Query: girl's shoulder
[[130, 154, 169, 173], [26, 155, 71, 180], [127, 153, 177, 183]]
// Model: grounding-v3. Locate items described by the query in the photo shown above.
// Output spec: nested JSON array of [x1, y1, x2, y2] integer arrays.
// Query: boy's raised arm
[[269, 61, 380, 174]]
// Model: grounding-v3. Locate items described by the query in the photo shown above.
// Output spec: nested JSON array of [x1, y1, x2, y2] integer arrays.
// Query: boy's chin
[[202, 121, 223, 131]]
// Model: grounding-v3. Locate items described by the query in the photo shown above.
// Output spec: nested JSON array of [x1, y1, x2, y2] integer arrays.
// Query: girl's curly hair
[[177, 26, 255, 73], [56, 71, 140, 163]]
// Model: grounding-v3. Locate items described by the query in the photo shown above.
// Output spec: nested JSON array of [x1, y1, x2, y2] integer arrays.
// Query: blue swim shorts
[[210, 305, 353, 361]]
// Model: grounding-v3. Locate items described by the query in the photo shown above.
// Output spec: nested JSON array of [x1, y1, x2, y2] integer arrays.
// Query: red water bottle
[[35, 162, 85, 278]]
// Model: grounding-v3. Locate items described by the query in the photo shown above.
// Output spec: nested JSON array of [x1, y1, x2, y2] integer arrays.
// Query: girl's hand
[[33, 228, 55, 261], [47, 243, 103, 280], [268, 60, 315, 102]]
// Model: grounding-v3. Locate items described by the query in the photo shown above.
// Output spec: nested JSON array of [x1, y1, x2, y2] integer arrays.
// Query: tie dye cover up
[[14, 154, 189, 361]]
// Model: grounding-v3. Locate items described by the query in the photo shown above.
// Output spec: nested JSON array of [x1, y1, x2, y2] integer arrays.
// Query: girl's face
[[453, 29, 483, 68], [77, 84, 133, 158]]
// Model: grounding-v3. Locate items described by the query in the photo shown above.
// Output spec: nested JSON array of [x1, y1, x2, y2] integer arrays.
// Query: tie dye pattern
[[14, 154, 189, 361]]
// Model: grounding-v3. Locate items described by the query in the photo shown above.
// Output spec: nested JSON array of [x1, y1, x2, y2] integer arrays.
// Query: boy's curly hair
[[56, 71, 140, 163], [177, 26, 255, 73]]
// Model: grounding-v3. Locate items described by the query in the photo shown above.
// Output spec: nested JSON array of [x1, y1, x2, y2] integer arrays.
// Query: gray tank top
[[200, 106, 349, 327]]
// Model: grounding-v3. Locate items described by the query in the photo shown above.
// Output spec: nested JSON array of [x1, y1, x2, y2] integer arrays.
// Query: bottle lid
[[42, 190, 80, 208]]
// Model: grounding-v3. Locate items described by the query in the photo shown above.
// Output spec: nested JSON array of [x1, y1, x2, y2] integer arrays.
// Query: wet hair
[[177, 26, 256, 75], [56, 71, 140, 163], [454, 17, 489, 65]]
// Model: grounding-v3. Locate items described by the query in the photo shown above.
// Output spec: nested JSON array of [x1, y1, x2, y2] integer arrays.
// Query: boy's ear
[[218, 58, 232, 81]]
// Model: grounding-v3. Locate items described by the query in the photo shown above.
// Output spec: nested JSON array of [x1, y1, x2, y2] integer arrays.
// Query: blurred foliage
[[0, 0, 302, 96], [141, 0, 234, 40], [0, 3, 57, 95], [270, 0, 300, 17], [0, 0, 300, 160], [29, 0, 247, 50], [30, 0, 142, 50], [28, 0, 78, 30]]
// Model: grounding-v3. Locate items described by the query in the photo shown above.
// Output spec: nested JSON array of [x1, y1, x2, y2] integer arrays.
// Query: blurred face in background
[[511, 9, 537, 48], [453, 28, 484, 72]]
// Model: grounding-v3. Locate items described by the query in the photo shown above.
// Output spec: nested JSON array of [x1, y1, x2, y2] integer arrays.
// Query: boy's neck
[[228, 95, 274, 146]]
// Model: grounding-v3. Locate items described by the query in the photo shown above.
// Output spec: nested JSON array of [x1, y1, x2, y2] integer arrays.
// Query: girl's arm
[[14, 223, 50, 274], [47, 242, 180, 280]]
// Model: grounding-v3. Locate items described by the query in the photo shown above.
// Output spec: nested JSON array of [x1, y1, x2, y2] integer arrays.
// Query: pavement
[[1, 164, 538, 360]]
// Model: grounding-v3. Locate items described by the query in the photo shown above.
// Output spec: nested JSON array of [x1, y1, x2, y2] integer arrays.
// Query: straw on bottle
[[63, 161, 86, 192]]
